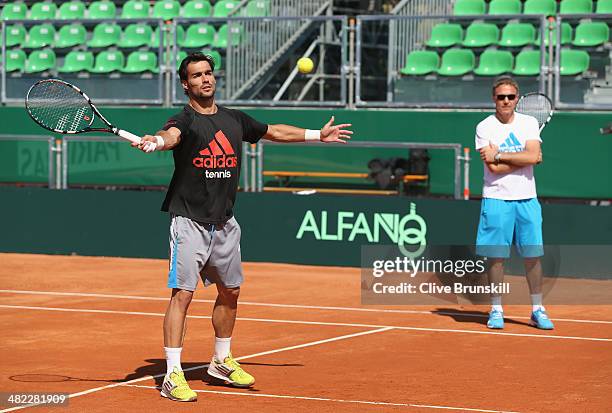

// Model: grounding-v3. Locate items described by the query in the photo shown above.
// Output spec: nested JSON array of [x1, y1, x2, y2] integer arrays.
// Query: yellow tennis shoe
[[160, 367, 197, 402], [207, 352, 255, 388]]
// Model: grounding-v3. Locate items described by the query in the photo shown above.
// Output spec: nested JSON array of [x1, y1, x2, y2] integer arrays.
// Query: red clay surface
[[0, 253, 611, 413]]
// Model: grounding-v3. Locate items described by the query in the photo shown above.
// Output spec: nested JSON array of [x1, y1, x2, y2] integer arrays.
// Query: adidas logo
[[193, 131, 237, 178], [499, 132, 522, 153]]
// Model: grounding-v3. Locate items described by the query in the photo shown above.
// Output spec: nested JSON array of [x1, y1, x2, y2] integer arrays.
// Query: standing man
[[134, 52, 353, 402], [475, 76, 553, 331]]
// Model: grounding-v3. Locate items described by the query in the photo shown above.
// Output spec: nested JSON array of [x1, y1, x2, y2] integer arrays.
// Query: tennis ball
[[297, 57, 314, 74]]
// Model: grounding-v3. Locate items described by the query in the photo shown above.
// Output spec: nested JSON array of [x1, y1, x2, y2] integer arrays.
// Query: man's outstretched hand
[[320, 116, 353, 144]]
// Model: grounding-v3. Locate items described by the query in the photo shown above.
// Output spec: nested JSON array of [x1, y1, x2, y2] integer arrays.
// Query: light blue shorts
[[476, 198, 543, 258]]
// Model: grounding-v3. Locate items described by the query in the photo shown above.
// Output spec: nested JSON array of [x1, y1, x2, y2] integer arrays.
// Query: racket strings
[[516, 95, 553, 128], [27, 81, 93, 133]]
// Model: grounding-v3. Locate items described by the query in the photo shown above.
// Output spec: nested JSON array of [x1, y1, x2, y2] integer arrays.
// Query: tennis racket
[[25, 79, 142, 144], [515, 92, 554, 132]]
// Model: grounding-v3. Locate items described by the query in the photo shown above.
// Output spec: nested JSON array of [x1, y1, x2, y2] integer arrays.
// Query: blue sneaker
[[531, 308, 554, 330], [487, 309, 504, 329]]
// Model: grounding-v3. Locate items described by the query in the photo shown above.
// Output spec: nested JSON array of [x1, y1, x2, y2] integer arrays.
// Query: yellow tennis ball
[[297, 57, 314, 74]]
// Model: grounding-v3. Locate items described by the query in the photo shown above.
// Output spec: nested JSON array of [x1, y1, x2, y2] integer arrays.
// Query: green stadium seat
[[246, 0, 270, 17], [498, 23, 536, 47], [87, 0, 116, 19], [166, 50, 187, 69], [560, 49, 590, 75], [488, 0, 521, 15], [23, 24, 55, 49], [87, 23, 122, 48], [399, 50, 439, 75], [597, 0, 612, 13], [213, 0, 239, 17], [437, 48, 475, 76], [29, 1, 57, 20], [202, 48, 222, 70], [58, 50, 94, 73], [474, 49, 513, 75], [5, 25, 26, 47], [6, 49, 26, 72], [26, 49, 55, 73], [58, 1, 85, 20], [152, 25, 185, 48], [462, 23, 499, 47], [512, 50, 543, 75], [181, 23, 215, 48], [121, 0, 150, 19], [425, 23, 463, 48], [213, 24, 243, 48], [523, 0, 556, 15], [177, 50, 188, 62], [2, 2, 28, 20], [453, 0, 485, 15], [535, 22, 573, 46], [56, 23, 87, 48], [121, 51, 159, 73], [153, 0, 181, 20], [181, 0, 212, 17], [572, 22, 610, 47], [90, 50, 125, 73], [118, 23, 154, 48], [559, 0, 592, 14]]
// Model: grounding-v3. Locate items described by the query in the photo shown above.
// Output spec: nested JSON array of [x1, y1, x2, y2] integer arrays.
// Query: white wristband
[[305, 129, 321, 142], [142, 136, 164, 153], [154, 135, 164, 150]]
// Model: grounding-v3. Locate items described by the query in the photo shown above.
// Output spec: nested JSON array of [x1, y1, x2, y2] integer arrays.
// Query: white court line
[[1, 289, 611, 325], [126, 384, 520, 413], [0, 327, 392, 412], [1, 304, 611, 342]]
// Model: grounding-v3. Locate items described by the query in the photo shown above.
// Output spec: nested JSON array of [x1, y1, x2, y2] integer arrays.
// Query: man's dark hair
[[178, 52, 215, 82], [492, 75, 519, 96]]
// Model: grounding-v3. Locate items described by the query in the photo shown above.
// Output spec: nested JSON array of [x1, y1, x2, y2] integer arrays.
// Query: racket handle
[[116, 129, 142, 144]]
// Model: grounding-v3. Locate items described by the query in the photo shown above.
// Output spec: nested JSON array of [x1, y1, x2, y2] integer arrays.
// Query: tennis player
[[475, 76, 553, 331], [133, 52, 352, 402]]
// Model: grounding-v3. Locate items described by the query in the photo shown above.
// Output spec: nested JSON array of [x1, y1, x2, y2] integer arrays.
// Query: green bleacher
[[400, 0, 610, 80], [0, 0, 252, 75]]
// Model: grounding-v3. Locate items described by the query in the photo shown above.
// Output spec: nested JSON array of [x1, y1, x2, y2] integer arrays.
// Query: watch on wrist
[[494, 152, 501, 164]]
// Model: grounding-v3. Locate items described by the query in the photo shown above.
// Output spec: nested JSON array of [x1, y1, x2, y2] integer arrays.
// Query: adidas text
[[193, 154, 238, 169]]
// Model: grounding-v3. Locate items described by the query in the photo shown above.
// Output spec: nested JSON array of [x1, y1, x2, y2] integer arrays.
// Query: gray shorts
[[167, 215, 243, 291]]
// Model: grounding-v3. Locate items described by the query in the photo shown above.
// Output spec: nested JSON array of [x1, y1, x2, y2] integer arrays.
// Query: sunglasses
[[496, 94, 517, 101]]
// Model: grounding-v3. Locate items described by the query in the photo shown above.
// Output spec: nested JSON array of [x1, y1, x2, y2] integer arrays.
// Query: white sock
[[491, 296, 503, 313], [215, 337, 231, 361], [164, 347, 182, 374], [531, 293, 544, 312]]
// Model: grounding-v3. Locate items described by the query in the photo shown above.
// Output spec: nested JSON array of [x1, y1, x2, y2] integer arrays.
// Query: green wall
[[0, 107, 610, 197], [1, 187, 610, 268]]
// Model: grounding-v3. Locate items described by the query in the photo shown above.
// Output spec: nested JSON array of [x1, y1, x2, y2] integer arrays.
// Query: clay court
[[1, 253, 611, 413]]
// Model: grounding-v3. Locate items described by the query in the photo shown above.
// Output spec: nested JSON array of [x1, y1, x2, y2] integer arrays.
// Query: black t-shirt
[[161, 105, 267, 224]]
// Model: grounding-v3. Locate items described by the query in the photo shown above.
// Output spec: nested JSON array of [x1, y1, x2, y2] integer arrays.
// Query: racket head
[[25, 79, 96, 134], [515, 92, 554, 131]]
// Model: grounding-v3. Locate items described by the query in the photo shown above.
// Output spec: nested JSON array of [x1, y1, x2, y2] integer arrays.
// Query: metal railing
[[253, 140, 469, 199], [0, 12, 610, 109], [389, 0, 453, 102]]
